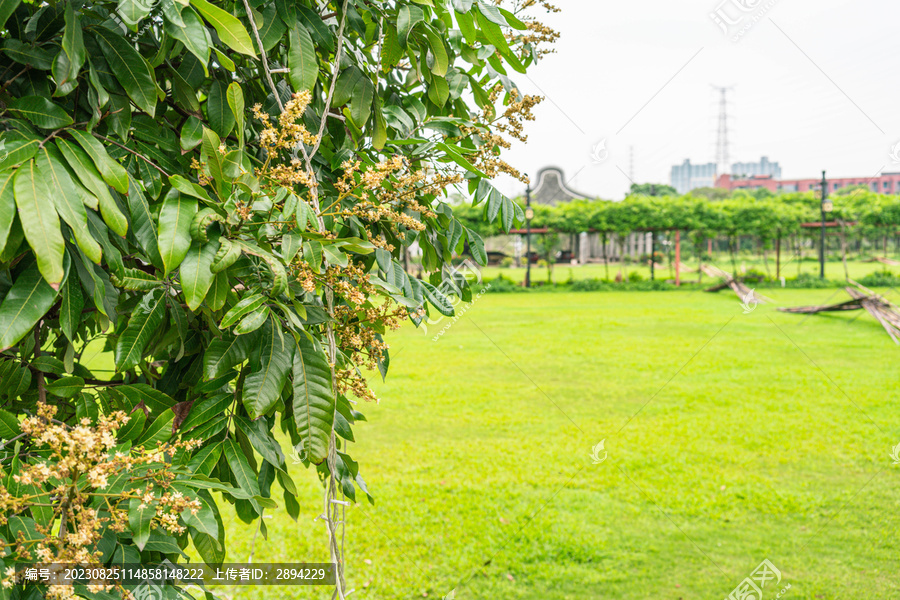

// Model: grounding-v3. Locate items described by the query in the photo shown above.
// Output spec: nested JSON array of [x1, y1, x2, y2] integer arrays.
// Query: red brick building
[[715, 172, 900, 194]]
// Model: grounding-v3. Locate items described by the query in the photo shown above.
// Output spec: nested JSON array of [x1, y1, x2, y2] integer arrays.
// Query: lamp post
[[525, 183, 533, 288], [649, 184, 657, 281], [820, 170, 832, 279]]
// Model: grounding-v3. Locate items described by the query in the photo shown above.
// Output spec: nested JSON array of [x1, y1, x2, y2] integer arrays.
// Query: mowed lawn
[[214, 288, 900, 600]]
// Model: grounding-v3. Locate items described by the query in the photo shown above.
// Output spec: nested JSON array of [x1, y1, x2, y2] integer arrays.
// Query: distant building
[[530, 166, 590, 205], [732, 156, 781, 179], [670, 159, 718, 194], [716, 172, 900, 194]]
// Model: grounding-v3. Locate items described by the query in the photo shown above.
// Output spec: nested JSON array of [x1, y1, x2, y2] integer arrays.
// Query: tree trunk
[[776, 234, 781, 280], [602, 232, 609, 281], [730, 236, 737, 275], [839, 219, 849, 281]]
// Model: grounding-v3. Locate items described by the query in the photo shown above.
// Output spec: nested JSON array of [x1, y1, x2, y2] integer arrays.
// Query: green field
[[212, 288, 900, 599], [471, 255, 898, 285]]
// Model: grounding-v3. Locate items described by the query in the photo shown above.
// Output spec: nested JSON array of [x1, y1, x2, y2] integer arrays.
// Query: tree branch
[[34, 324, 46, 405], [92, 134, 171, 177], [241, 0, 284, 112]]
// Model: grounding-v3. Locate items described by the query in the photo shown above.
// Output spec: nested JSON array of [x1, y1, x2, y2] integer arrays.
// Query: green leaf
[[234, 415, 285, 469], [242, 320, 292, 419], [186, 443, 222, 475], [466, 228, 487, 265], [59, 0, 86, 85], [223, 439, 262, 513], [333, 67, 373, 127], [292, 333, 334, 465], [59, 269, 83, 341], [93, 27, 158, 117], [206, 79, 234, 139], [0, 0, 21, 29], [165, 6, 211, 67], [423, 26, 449, 76], [114, 288, 167, 371], [0, 170, 16, 257], [499, 6, 527, 30], [420, 279, 455, 316], [500, 194, 515, 232], [428, 76, 450, 107], [56, 139, 104, 211], [2, 39, 53, 71], [112, 385, 176, 415], [0, 136, 39, 171], [350, 77, 374, 127], [436, 141, 485, 176], [8, 96, 74, 129], [180, 116, 204, 152], [68, 129, 130, 195], [397, 5, 425, 48], [13, 160, 65, 288], [381, 24, 403, 70], [158, 191, 198, 275], [119, 0, 154, 26], [37, 146, 103, 265], [30, 356, 66, 375], [220, 293, 266, 329], [46, 376, 84, 398], [110, 268, 163, 291], [178, 487, 219, 538], [227, 82, 245, 147], [129, 494, 156, 551], [191, 0, 257, 56], [190, 514, 225, 565], [214, 47, 235, 70], [169, 174, 215, 204], [136, 408, 175, 447], [0, 408, 21, 440], [475, 8, 510, 54], [124, 175, 163, 267], [191, 210, 224, 242], [116, 408, 146, 442], [203, 332, 255, 379], [180, 240, 218, 311], [0, 259, 58, 351], [200, 127, 228, 197], [180, 393, 232, 432], [288, 23, 317, 93], [208, 270, 229, 311]]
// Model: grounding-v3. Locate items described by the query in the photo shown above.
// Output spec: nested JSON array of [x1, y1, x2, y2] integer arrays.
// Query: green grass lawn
[[212, 287, 900, 600], [477, 257, 897, 284]]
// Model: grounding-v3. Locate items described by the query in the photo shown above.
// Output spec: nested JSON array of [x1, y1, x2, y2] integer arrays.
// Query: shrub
[[858, 271, 900, 287]]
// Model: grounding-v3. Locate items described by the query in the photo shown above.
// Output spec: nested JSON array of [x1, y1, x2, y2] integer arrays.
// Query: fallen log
[[777, 280, 900, 344]]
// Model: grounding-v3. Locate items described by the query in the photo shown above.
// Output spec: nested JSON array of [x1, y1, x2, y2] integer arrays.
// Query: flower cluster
[[253, 91, 318, 153], [0, 404, 203, 599]]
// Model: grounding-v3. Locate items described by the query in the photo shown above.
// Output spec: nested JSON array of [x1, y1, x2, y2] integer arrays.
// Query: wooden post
[[675, 230, 681, 286]]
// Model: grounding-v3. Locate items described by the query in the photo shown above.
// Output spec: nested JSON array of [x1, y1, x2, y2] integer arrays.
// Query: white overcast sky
[[491, 0, 900, 200]]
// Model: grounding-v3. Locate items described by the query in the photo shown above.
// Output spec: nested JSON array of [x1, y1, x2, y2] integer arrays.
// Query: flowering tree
[[0, 0, 557, 597]]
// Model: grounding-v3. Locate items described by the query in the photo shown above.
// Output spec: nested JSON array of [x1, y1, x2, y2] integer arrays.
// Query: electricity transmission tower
[[712, 85, 734, 177]]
